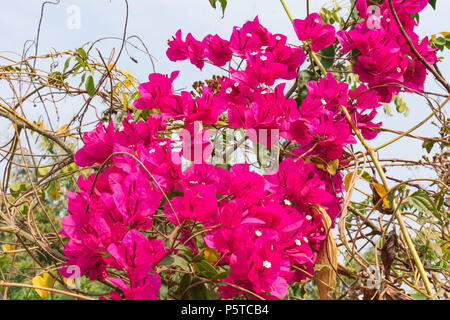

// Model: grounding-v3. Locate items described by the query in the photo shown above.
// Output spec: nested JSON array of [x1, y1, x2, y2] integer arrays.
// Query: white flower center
[[305, 215, 312, 221], [149, 148, 155, 154], [321, 99, 327, 105], [303, 236, 309, 243], [226, 87, 233, 94], [246, 33, 252, 37], [396, 67, 402, 73], [263, 260, 272, 269], [295, 239, 302, 246], [284, 199, 292, 206], [261, 90, 268, 94], [275, 36, 281, 40], [255, 230, 262, 237], [314, 19, 320, 24], [250, 51, 258, 56], [386, 18, 391, 22], [158, 141, 167, 146], [260, 55, 267, 61], [233, 82, 239, 87]]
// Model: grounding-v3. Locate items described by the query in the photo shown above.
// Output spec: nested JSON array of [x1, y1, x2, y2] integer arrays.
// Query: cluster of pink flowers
[[61, 1, 435, 300], [337, 0, 436, 102]]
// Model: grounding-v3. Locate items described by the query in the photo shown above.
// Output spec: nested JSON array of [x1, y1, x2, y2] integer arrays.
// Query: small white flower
[[321, 99, 327, 105], [275, 36, 281, 40], [255, 230, 262, 237], [263, 261, 272, 269], [261, 90, 268, 95], [303, 236, 309, 243], [260, 55, 267, 61], [305, 215, 312, 221], [284, 199, 292, 206], [314, 19, 320, 24], [189, 180, 199, 184], [396, 67, 402, 73], [386, 18, 391, 23], [320, 227, 324, 232], [226, 87, 233, 94], [236, 27, 241, 31], [149, 148, 156, 154], [250, 51, 258, 56], [233, 82, 240, 87], [295, 239, 302, 246], [158, 141, 167, 146], [246, 33, 252, 37]]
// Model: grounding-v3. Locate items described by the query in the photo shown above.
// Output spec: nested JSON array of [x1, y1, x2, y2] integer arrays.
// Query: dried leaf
[[380, 230, 398, 279], [311, 204, 337, 300]]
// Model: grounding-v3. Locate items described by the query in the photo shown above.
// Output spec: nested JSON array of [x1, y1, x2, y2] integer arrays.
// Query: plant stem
[[340, 105, 435, 298]]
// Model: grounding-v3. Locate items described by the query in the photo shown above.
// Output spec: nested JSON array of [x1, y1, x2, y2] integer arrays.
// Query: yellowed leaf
[[1, 244, 16, 257], [121, 91, 128, 110], [311, 204, 337, 300], [63, 277, 76, 288], [49, 181, 61, 200], [203, 247, 219, 263], [326, 159, 339, 175], [32, 273, 54, 299], [372, 182, 390, 208], [56, 124, 70, 136], [344, 172, 355, 192], [440, 32, 450, 37]]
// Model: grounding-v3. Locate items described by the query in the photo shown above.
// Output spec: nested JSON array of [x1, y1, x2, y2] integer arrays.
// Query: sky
[[0, 0, 449, 187]]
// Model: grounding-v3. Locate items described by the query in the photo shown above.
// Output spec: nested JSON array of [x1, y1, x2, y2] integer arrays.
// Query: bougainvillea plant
[[59, 0, 439, 300]]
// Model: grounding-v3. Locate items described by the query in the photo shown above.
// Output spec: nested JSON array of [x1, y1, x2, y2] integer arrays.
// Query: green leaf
[[158, 279, 168, 300], [193, 260, 218, 278], [296, 70, 317, 105], [63, 58, 71, 73], [435, 37, 446, 46], [208, 0, 216, 8], [409, 190, 440, 219], [422, 140, 436, 153], [212, 270, 229, 280], [37, 166, 50, 177], [85, 75, 95, 96], [208, 0, 227, 16], [157, 254, 190, 271], [319, 45, 335, 70], [411, 292, 431, 300], [77, 48, 87, 60], [186, 279, 210, 300], [177, 273, 192, 296], [428, 0, 437, 10]]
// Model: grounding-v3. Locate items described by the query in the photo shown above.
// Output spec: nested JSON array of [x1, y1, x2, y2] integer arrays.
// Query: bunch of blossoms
[[60, 4, 433, 299], [337, 0, 437, 102]]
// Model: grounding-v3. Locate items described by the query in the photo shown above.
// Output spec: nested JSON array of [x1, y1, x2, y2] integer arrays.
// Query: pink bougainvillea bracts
[[62, 1, 435, 300]]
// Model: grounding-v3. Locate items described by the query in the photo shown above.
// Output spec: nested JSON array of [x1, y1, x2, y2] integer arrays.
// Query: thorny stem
[[340, 105, 435, 298]]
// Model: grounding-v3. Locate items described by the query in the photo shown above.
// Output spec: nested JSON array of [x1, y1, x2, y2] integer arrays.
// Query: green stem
[[340, 105, 435, 298]]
